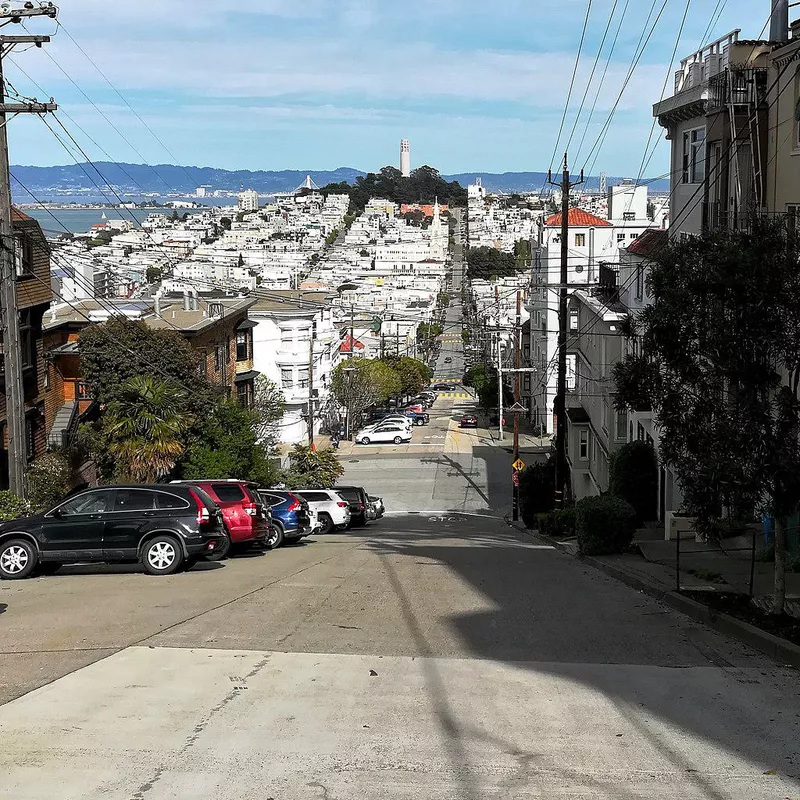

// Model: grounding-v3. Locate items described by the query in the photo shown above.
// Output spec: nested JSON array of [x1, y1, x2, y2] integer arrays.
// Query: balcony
[[707, 70, 767, 113]]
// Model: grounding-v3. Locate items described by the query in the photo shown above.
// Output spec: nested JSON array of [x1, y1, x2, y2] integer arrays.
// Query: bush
[[608, 441, 658, 524], [536, 507, 576, 539], [576, 495, 636, 556], [27, 453, 71, 513], [519, 459, 555, 527], [0, 491, 31, 522]]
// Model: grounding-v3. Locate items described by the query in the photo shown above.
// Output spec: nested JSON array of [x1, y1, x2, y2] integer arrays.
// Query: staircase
[[48, 401, 77, 450]]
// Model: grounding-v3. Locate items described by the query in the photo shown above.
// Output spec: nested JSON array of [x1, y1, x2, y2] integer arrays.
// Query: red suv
[[172, 480, 269, 559]]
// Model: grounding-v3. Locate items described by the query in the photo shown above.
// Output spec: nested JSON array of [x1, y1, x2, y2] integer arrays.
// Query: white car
[[294, 490, 351, 534], [355, 424, 413, 445], [363, 416, 412, 431]]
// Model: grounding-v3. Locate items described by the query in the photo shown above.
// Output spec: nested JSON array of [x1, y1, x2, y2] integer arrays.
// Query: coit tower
[[400, 138, 411, 178]]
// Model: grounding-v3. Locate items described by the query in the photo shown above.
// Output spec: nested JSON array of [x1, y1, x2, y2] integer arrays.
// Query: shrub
[[0, 491, 31, 522], [608, 441, 658, 524], [27, 452, 72, 513], [519, 459, 555, 528], [576, 495, 636, 556], [536, 506, 576, 539]]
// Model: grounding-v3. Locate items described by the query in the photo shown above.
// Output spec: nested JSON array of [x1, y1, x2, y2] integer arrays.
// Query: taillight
[[337, 501, 349, 508], [243, 501, 258, 517], [287, 499, 301, 512], [189, 489, 210, 525]]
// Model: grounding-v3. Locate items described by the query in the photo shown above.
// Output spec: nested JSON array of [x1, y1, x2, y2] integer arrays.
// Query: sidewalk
[[512, 519, 800, 667]]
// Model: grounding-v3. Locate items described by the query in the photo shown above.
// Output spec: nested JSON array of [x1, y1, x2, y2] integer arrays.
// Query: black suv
[[334, 486, 371, 527], [0, 485, 225, 580]]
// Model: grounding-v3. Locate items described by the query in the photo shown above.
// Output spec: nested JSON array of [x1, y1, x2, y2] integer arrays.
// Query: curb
[[508, 518, 800, 669]]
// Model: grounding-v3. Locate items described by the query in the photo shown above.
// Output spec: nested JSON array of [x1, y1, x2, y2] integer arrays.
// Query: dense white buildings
[[238, 189, 260, 213]]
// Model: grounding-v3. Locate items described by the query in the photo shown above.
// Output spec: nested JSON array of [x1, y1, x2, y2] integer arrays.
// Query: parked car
[[258, 490, 313, 548], [355, 424, 413, 445], [430, 382, 452, 391], [363, 415, 413, 432], [402, 404, 426, 415], [368, 495, 385, 519], [460, 415, 479, 428], [0, 485, 226, 579], [419, 391, 437, 402], [403, 411, 429, 426], [335, 486, 371, 527], [410, 396, 432, 409], [171, 479, 269, 559], [294, 490, 351, 534]]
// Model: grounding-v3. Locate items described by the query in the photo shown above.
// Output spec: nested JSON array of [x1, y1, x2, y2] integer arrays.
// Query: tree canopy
[[466, 246, 520, 281], [331, 358, 402, 432], [614, 217, 800, 614], [283, 445, 344, 489], [380, 355, 432, 397], [321, 165, 466, 212]]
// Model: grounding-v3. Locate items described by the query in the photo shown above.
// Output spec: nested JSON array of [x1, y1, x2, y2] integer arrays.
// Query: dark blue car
[[258, 490, 313, 549]]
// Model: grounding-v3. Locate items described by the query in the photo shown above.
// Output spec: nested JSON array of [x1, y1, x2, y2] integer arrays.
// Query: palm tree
[[104, 376, 192, 483]]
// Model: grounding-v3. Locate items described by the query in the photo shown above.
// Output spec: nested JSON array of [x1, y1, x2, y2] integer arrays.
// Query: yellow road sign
[[512, 458, 525, 472]]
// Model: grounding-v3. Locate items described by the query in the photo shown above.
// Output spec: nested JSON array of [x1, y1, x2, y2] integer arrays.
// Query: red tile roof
[[11, 207, 32, 222], [339, 334, 365, 354], [626, 228, 667, 256], [544, 208, 612, 227]]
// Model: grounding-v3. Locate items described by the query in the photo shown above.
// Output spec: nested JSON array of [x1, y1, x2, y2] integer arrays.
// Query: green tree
[[220, 217, 232, 231], [608, 441, 658, 525], [26, 453, 71, 513], [252, 375, 286, 448], [331, 358, 401, 434], [180, 401, 280, 486], [437, 292, 450, 308], [381, 355, 431, 397], [104, 376, 192, 483], [614, 217, 800, 614], [326, 229, 339, 246], [78, 316, 215, 411], [146, 266, 163, 283], [467, 246, 519, 281], [283, 445, 344, 489]]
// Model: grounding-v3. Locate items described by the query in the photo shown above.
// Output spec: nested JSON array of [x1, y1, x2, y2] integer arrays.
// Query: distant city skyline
[[4, 0, 766, 176]]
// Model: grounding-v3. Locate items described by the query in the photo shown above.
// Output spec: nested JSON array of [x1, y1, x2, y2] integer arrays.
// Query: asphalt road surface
[[1, 220, 799, 797]]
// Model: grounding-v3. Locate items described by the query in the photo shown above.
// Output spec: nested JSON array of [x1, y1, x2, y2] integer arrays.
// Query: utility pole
[[512, 289, 522, 520], [0, 6, 58, 498], [548, 153, 583, 509], [307, 321, 315, 449], [345, 303, 354, 440]]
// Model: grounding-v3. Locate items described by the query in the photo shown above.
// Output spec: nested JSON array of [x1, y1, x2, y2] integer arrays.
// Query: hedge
[[519, 459, 555, 528], [576, 495, 636, 556], [536, 507, 576, 539]]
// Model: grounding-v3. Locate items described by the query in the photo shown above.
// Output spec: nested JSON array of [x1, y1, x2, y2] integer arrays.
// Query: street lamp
[[342, 366, 357, 440]]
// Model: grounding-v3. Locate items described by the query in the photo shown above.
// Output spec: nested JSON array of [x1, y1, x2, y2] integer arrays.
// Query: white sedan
[[355, 424, 413, 445]]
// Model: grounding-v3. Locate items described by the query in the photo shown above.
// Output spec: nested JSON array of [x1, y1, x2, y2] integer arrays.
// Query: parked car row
[[0, 480, 385, 580]]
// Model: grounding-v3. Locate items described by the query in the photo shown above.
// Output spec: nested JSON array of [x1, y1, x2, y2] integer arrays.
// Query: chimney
[[770, 0, 789, 43]]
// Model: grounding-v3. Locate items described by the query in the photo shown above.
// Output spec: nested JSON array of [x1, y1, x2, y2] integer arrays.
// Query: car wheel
[[361, 437, 370, 445], [0, 539, 38, 580], [37, 562, 63, 576], [203, 532, 231, 562], [415, 419, 424, 426], [394, 436, 403, 444], [142, 535, 184, 576], [318, 513, 334, 535], [266, 522, 285, 549]]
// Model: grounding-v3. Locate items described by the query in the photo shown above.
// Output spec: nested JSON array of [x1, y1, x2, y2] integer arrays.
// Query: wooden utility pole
[[512, 289, 522, 520], [548, 154, 583, 509], [0, 8, 58, 497], [307, 320, 315, 448]]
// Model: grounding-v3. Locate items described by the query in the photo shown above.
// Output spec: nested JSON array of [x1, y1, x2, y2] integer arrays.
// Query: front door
[[41, 489, 114, 560], [103, 488, 160, 560]]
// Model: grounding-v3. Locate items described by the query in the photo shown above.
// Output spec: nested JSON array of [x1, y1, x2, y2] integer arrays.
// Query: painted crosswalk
[[437, 392, 472, 399]]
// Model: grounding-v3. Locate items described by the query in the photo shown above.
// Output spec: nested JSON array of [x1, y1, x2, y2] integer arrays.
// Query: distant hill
[[9, 161, 670, 197]]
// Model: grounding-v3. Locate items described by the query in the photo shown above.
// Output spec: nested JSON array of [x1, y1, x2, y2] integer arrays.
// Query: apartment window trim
[[614, 409, 627, 441], [682, 126, 706, 185], [635, 264, 644, 300], [574, 233, 586, 247], [579, 429, 589, 461], [235, 330, 250, 362]]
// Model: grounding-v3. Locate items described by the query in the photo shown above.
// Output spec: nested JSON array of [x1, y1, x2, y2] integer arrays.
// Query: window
[[56, 490, 112, 516], [622, 212, 635, 222], [579, 430, 589, 460], [237, 380, 253, 408], [215, 345, 224, 372], [629, 233, 638, 239], [43, 362, 50, 391], [25, 416, 34, 462], [636, 264, 644, 300], [569, 311, 579, 332], [281, 367, 294, 389], [575, 233, 586, 247], [114, 489, 157, 512], [19, 310, 32, 368], [682, 127, 706, 184], [236, 330, 250, 361], [617, 233, 626, 243], [280, 328, 293, 348], [13, 234, 33, 279], [299, 491, 329, 502], [297, 367, 310, 389], [566, 354, 576, 391], [211, 483, 245, 502], [615, 410, 627, 441], [154, 491, 190, 510]]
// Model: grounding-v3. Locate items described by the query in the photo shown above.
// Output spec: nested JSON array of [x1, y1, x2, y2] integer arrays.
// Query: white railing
[[674, 29, 740, 94]]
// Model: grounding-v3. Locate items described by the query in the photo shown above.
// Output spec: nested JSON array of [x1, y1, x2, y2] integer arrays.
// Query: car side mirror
[[51, 508, 63, 519]]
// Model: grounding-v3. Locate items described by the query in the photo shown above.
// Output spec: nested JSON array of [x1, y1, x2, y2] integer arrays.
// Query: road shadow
[[364, 516, 800, 794], [51, 561, 226, 578], [0, 603, 6, 615]]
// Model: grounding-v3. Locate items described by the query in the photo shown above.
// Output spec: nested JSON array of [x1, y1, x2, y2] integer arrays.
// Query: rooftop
[[545, 209, 612, 228], [627, 228, 668, 257]]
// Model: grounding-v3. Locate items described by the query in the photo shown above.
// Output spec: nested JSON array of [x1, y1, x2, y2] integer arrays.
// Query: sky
[[3, 0, 771, 178]]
